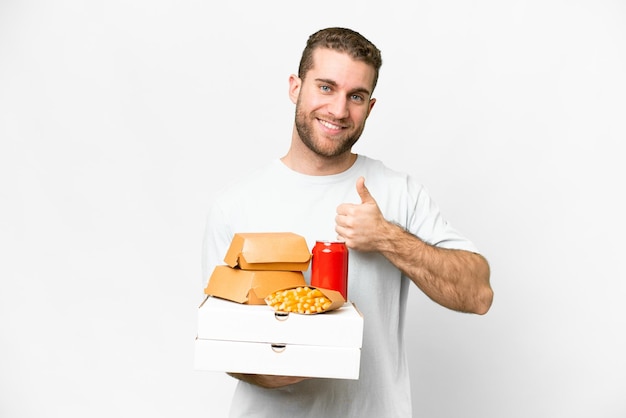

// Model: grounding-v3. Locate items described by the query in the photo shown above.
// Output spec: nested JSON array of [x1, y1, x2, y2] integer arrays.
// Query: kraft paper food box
[[223, 232, 311, 271], [204, 265, 307, 305]]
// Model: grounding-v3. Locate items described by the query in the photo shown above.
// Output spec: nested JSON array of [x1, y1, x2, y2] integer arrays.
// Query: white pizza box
[[194, 338, 361, 379], [196, 295, 363, 348]]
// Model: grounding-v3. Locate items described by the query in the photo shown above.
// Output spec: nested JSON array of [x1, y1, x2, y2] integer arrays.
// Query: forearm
[[376, 222, 493, 314]]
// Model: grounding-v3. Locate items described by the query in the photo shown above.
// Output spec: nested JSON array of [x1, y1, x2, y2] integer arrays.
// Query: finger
[[356, 176, 375, 204], [336, 203, 349, 216], [334, 224, 345, 242]]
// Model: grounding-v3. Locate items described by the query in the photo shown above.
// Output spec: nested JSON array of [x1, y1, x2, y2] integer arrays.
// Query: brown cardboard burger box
[[204, 265, 308, 305], [223, 232, 311, 271], [194, 295, 364, 379], [204, 232, 312, 304]]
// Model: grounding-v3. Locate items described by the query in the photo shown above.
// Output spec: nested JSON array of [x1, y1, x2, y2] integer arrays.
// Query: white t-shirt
[[202, 155, 479, 418]]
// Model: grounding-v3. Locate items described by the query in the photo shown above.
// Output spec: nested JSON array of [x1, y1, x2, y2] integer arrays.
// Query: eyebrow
[[315, 78, 372, 98]]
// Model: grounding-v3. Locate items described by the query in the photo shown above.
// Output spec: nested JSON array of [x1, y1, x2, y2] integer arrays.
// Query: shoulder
[[357, 155, 424, 194], [358, 155, 411, 180]]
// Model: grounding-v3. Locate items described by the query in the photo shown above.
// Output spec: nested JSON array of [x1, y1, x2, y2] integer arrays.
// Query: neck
[[281, 132, 358, 175], [281, 151, 357, 176]]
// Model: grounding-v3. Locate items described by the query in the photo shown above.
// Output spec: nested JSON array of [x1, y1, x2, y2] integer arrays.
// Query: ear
[[366, 97, 376, 117], [288, 74, 301, 104]]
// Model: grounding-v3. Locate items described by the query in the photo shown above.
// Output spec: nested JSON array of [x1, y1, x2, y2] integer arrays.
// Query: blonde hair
[[298, 27, 383, 91]]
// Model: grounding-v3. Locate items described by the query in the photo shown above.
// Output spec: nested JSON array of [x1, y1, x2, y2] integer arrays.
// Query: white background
[[1, 1, 625, 417]]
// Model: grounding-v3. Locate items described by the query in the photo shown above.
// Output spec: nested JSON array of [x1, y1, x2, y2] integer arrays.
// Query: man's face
[[290, 48, 377, 158]]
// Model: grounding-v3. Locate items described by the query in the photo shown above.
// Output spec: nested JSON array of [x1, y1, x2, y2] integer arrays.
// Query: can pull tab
[[274, 311, 289, 321], [271, 344, 286, 353]]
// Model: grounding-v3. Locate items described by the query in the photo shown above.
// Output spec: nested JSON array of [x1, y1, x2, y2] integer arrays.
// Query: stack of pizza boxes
[[195, 232, 364, 379]]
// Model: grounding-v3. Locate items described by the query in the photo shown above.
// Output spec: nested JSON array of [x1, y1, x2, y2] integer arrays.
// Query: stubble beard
[[294, 104, 365, 159]]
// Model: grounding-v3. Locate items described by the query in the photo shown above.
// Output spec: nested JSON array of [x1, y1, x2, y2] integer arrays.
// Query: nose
[[327, 95, 349, 119]]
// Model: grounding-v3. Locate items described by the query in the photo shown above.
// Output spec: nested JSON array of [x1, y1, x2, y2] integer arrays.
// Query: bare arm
[[335, 177, 493, 315], [372, 222, 492, 314]]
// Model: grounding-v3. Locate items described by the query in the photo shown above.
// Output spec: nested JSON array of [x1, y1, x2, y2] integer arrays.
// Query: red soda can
[[310, 241, 349, 300]]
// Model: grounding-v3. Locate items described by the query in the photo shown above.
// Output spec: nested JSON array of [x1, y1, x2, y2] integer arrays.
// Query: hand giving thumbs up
[[335, 176, 390, 251]]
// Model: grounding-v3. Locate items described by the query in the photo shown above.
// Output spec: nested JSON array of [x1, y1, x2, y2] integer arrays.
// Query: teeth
[[320, 119, 342, 130]]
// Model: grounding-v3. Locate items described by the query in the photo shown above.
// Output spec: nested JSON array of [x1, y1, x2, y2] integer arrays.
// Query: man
[[202, 27, 493, 417]]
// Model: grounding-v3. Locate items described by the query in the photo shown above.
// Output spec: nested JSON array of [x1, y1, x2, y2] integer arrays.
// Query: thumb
[[356, 176, 376, 204]]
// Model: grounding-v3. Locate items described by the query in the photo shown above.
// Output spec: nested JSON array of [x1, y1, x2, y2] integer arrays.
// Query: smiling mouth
[[318, 118, 345, 131]]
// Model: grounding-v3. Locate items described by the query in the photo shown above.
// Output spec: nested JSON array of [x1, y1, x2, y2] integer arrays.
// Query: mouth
[[317, 118, 346, 133]]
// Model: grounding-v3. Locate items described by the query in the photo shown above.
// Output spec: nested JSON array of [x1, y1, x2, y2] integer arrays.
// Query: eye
[[350, 94, 365, 103], [320, 85, 332, 93]]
